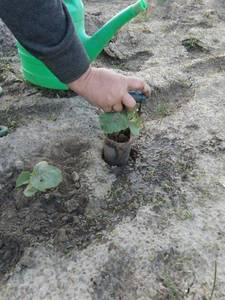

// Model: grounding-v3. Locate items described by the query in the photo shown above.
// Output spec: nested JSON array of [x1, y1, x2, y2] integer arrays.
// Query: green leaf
[[99, 109, 142, 136], [30, 161, 63, 192], [99, 112, 128, 134], [127, 110, 142, 136], [129, 122, 140, 136], [24, 184, 38, 197], [16, 171, 31, 188]]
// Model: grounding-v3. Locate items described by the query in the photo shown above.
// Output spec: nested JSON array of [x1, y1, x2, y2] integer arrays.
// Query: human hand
[[68, 67, 150, 112]]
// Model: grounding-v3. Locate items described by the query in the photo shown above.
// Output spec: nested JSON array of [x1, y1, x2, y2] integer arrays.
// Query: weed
[[154, 103, 171, 118], [161, 273, 184, 299], [182, 37, 210, 53]]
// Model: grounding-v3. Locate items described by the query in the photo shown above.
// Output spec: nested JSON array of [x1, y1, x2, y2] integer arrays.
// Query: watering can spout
[[84, 0, 149, 61]]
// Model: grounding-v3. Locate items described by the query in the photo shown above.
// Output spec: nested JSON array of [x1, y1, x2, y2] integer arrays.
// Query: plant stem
[[209, 261, 217, 300]]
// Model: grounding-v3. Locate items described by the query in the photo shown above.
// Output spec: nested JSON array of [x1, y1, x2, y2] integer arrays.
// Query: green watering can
[[17, 0, 149, 90]]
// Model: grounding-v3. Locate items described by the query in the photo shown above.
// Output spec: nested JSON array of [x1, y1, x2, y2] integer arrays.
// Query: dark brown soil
[[0, 235, 24, 281], [108, 128, 131, 143], [0, 138, 110, 255]]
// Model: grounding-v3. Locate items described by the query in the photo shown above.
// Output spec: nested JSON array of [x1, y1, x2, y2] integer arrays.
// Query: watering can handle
[[129, 91, 147, 103]]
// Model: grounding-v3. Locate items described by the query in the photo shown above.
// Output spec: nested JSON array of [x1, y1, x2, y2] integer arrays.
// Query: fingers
[[122, 93, 136, 110], [112, 103, 124, 112], [143, 82, 151, 96], [127, 77, 151, 96], [103, 105, 113, 112]]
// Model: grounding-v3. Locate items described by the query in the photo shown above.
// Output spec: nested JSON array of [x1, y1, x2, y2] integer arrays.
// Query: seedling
[[99, 91, 148, 166], [99, 105, 143, 166], [16, 161, 63, 197]]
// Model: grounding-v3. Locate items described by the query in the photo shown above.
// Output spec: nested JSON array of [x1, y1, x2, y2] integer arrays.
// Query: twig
[[209, 261, 217, 300]]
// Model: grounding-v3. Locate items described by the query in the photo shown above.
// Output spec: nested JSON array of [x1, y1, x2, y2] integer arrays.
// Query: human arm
[[0, 0, 90, 82], [0, 0, 150, 111]]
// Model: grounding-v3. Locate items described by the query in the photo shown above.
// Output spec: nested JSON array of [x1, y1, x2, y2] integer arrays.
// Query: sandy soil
[[0, 0, 225, 299]]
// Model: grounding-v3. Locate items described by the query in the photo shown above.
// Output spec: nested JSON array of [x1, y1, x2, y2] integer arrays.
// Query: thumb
[[127, 77, 150, 96]]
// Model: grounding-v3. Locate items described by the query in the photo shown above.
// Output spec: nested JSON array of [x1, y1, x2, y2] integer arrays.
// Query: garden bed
[[1, 0, 225, 299]]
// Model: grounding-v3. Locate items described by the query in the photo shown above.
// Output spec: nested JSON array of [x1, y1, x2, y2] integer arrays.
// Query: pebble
[[0, 86, 2, 96], [64, 198, 79, 213], [73, 216, 80, 224], [14, 160, 24, 171], [55, 228, 68, 243], [72, 171, 81, 189], [72, 171, 80, 182], [61, 215, 73, 223]]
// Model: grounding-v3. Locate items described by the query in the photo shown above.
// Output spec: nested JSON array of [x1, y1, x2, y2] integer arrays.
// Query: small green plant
[[182, 37, 210, 53], [99, 109, 142, 136], [16, 161, 63, 197], [154, 103, 170, 118], [162, 273, 183, 299]]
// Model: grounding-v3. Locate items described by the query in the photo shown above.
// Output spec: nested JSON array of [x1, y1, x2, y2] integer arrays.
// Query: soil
[[1, 0, 225, 299], [108, 129, 131, 143]]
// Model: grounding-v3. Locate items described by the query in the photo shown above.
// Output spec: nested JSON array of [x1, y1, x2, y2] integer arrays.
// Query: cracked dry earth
[[1, 0, 225, 299]]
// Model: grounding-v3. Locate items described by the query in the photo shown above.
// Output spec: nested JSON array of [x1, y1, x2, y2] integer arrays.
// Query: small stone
[[219, 177, 225, 188], [19, 256, 35, 269], [74, 181, 81, 189], [44, 194, 50, 200], [73, 216, 80, 224], [62, 215, 69, 223], [61, 215, 74, 224], [72, 171, 81, 189], [72, 171, 80, 182], [64, 198, 79, 213], [6, 171, 13, 179], [0, 86, 3, 96], [55, 228, 68, 243], [14, 160, 24, 170]]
